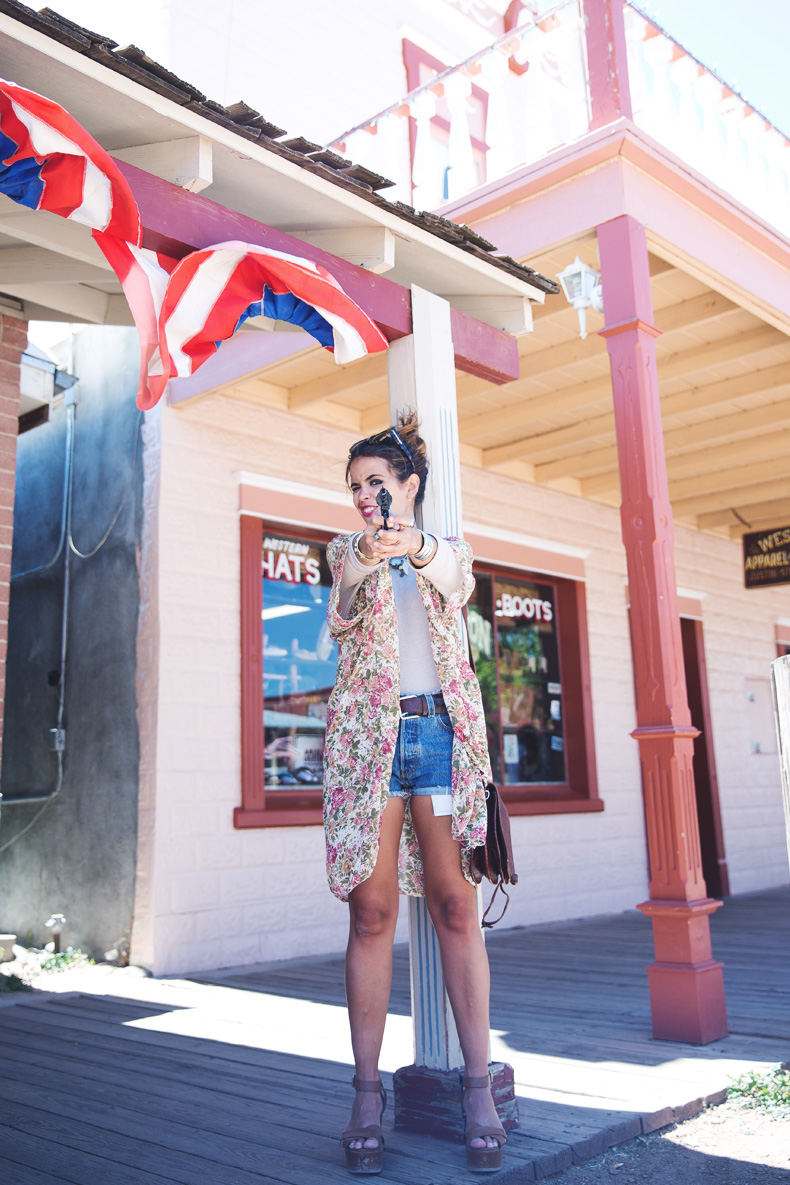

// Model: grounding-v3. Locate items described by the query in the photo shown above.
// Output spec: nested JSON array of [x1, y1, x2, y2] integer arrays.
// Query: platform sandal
[[462, 1073, 507, 1174], [341, 1076, 387, 1175]]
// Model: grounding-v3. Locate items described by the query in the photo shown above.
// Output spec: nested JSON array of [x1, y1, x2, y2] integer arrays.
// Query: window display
[[239, 515, 597, 826], [469, 571, 565, 785], [261, 532, 337, 789]]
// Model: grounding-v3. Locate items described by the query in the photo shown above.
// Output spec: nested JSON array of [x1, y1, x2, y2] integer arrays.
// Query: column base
[[646, 959, 728, 1044], [393, 1061, 518, 1139], [637, 897, 728, 1043]]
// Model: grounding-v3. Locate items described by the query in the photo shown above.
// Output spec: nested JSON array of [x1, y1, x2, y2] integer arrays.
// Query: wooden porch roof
[[199, 236, 790, 541]]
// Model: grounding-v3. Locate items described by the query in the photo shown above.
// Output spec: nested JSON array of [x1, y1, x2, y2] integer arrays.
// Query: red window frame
[[236, 517, 600, 828], [235, 516, 331, 828], [473, 559, 601, 817]]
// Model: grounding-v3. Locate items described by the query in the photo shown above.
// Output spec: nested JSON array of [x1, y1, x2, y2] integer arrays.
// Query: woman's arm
[[337, 533, 381, 619], [412, 536, 463, 599]]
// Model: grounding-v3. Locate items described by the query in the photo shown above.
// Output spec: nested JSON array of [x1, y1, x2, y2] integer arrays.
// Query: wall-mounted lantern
[[556, 256, 604, 339]]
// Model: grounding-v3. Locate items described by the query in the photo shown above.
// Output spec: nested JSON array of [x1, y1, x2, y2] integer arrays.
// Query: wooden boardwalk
[[0, 886, 787, 1184]]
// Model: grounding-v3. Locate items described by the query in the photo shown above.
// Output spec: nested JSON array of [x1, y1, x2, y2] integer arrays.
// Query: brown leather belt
[[399, 693, 446, 718]]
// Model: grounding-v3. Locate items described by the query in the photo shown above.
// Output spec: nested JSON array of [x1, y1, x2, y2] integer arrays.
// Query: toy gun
[[376, 487, 392, 530]]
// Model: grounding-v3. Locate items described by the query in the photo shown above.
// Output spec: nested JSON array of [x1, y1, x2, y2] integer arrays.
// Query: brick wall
[[139, 395, 789, 975], [0, 314, 24, 778]]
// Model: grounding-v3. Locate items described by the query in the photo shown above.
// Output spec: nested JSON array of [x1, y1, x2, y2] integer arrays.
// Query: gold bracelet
[[352, 531, 380, 567]]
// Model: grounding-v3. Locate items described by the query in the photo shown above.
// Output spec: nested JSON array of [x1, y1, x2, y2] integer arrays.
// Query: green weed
[[728, 1066, 790, 1112]]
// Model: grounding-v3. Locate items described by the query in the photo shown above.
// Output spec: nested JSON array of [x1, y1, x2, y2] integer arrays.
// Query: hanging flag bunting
[[0, 80, 389, 410], [0, 79, 141, 243], [151, 242, 389, 405], [92, 233, 180, 411]]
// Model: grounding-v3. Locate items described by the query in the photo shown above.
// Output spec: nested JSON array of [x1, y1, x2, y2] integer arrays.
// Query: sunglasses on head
[[350, 426, 414, 473]]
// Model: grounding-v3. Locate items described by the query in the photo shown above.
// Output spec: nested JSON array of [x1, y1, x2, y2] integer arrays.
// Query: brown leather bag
[[462, 607, 519, 928], [470, 782, 519, 927]]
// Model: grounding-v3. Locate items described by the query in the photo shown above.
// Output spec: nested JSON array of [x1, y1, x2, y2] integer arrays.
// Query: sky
[[633, 0, 790, 136]]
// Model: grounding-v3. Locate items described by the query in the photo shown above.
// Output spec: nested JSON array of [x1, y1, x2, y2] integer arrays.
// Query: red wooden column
[[582, 0, 633, 129], [597, 215, 728, 1045]]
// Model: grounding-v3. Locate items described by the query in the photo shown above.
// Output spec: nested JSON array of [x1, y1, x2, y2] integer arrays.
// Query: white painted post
[[386, 285, 465, 1072], [770, 654, 790, 877]]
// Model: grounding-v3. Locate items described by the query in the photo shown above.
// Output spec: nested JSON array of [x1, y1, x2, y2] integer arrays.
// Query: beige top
[[339, 536, 463, 694]]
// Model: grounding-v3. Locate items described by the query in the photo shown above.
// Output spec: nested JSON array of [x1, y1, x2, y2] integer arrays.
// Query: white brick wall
[[140, 395, 788, 975]]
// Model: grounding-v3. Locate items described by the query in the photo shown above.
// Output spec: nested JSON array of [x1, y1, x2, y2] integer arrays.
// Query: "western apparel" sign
[[743, 526, 790, 589]]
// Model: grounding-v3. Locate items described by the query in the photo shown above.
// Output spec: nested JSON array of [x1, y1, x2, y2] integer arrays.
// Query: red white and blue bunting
[[0, 79, 389, 409]]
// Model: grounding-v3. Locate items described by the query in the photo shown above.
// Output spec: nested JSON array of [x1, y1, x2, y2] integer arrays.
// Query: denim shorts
[[388, 693, 454, 809]]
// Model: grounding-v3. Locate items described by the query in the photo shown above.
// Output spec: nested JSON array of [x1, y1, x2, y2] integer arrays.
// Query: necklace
[[389, 556, 407, 577]]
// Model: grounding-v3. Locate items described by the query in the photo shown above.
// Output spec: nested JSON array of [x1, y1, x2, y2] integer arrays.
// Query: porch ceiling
[[216, 233, 790, 541]]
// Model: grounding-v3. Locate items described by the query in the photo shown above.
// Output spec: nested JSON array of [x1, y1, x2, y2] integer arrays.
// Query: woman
[[323, 412, 506, 1174]]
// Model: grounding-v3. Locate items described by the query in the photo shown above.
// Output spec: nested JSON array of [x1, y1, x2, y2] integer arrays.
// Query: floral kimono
[[323, 534, 491, 902]]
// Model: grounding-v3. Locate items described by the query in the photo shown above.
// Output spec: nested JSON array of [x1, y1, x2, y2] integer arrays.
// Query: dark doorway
[[680, 617, 730, 899]]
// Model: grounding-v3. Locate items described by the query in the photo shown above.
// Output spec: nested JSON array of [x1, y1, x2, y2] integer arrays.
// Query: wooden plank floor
[[0, 886, 787, 1184]]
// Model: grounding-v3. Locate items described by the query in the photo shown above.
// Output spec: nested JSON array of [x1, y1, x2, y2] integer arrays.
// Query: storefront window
[[237, 515, 599, 828], [261, 532, 337, 790], [469, 571, 565, 786]]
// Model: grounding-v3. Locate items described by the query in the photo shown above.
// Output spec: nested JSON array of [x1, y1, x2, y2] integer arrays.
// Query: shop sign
[[743, 526, 790, 589], [495, 593, 554, 621], [262, 535, 321, 584]]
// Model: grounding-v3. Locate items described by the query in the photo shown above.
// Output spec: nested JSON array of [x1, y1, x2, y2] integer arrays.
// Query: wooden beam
[[490, 360, 790, 468], [1, 282, 109, 322], [113, 137, 213, 194], [360, 404, 390, 434], [483, 412, 615, 468], [296, 227, 395, 274], [119, 161, 522, 385], [649, 255, 676, 277], [449, 296, 533, 337], [673, 477, 789, 518], [516, 332, 608, 375], [0, 197, 111, 267], [584, 424, 790, 497], [699, 499, 790, 531], [657, 326, 785, 383], [288, 352, 388, 410], [449, 305, 520, 385], [667, 429, 790, 481], [729, 512, 790, 538], [663, 399, 790, 455], [537, 446, 616, 484], [469, 324, 786, 447], [460, 314, 774, 440], [654, 290, 738, 334], [583, 394, 790, 496], [0, 246, 110, 285], [669, 454, 789, 505], [661, 362, 790, 420], [460, 374, 611, 442]]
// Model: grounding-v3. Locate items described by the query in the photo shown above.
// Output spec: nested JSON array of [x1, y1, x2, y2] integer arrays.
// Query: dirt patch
[[541, 1099, 790, 1184]]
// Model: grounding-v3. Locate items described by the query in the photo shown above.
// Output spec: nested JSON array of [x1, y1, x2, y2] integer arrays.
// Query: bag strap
[[481, 880, 511, 929]]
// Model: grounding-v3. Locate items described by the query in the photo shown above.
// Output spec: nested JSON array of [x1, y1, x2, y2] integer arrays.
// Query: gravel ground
[[541, 1099, 790, 1184]]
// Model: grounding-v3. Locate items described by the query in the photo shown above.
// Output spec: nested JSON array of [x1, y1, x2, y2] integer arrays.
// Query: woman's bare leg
[[410, 797, 502, 1148], [343, 795, 404, 1149]]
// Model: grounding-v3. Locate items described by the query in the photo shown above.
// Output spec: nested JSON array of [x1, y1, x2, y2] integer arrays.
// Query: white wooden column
[[387, 285, 464, 1070]]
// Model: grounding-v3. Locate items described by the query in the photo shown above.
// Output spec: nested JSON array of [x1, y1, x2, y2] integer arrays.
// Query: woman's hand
[[360, 513, 422, 561]]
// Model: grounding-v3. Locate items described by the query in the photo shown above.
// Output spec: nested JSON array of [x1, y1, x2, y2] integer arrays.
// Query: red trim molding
[[599, 317, 662, 340]]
